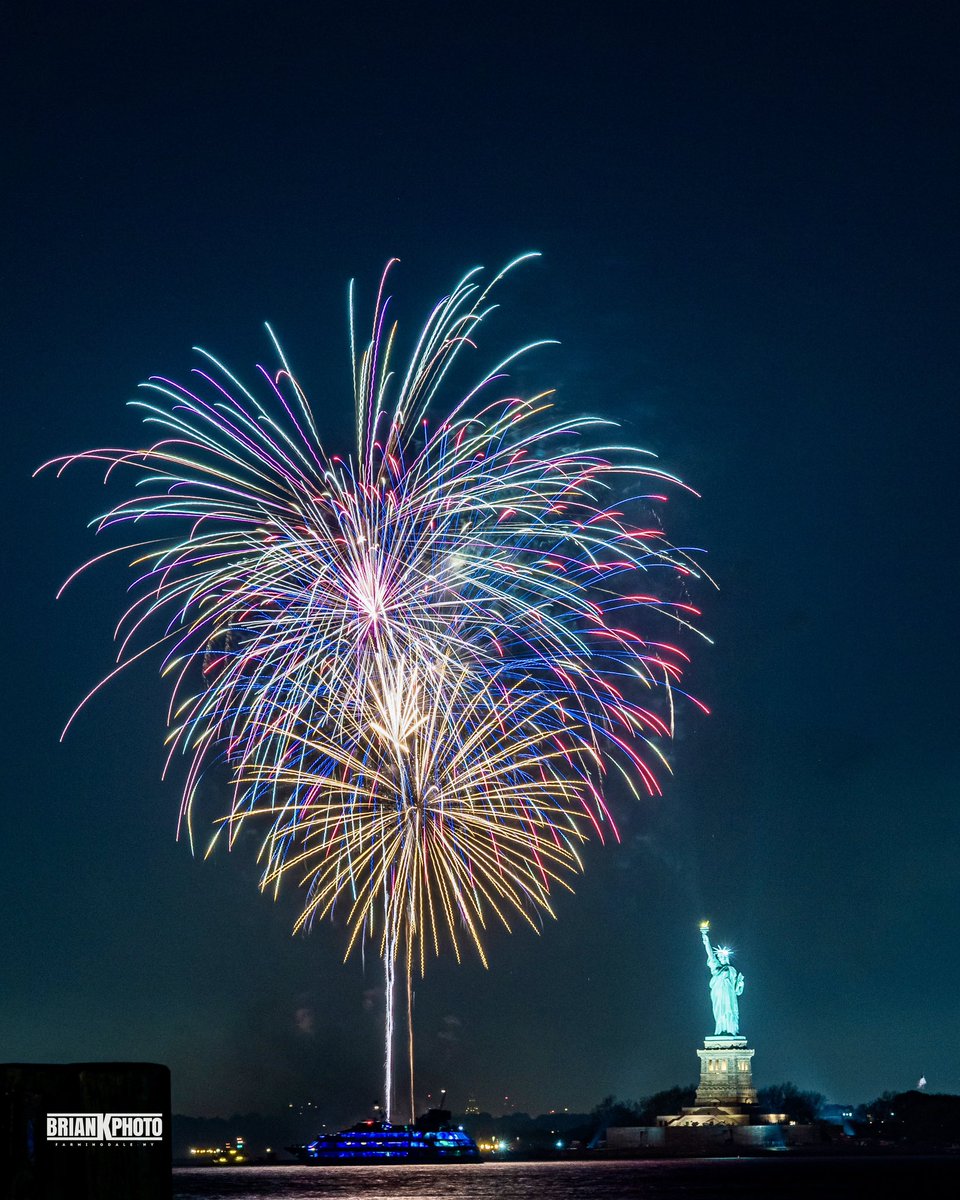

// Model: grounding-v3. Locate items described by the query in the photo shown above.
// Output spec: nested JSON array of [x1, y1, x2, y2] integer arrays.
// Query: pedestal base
[[695, 1036, 757, 1106]]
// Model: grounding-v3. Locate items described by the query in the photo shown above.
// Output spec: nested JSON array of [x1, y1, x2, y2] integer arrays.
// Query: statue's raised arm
[[700, 924, 718, 971]]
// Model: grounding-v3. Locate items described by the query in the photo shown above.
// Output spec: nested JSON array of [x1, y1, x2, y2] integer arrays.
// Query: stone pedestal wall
[[607, 1122, 817, 1154], [695, 1036, 758, 1106]]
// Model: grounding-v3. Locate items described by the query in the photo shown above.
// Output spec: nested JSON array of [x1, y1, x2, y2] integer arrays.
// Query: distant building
[[189, 1136, 247, 1165]]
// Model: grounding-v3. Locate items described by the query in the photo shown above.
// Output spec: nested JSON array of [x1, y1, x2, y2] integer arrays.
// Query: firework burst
[[41, 256, 706, 847], [41, 256, 708, 1118], [236, 653, 601, 971]]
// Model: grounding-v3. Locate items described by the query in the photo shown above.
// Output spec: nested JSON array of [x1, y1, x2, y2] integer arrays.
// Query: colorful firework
[[236, 653, 598, 970], [40, 256, 708, 1118]]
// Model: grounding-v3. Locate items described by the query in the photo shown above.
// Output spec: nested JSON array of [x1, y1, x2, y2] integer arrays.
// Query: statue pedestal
[[657, 1036, 761, 1129], [695, 1036, 757, 1106]]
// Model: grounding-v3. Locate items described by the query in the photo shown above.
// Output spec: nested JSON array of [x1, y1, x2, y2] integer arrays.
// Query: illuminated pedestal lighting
[[695, 1036, 758, 1107]]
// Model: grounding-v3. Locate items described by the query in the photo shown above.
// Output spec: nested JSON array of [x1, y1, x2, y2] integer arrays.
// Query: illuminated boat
[[290, 1106, 481, 1164]]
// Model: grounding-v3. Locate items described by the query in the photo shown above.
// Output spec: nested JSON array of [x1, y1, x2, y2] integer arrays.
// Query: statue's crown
[[716, 945, 732, 962]]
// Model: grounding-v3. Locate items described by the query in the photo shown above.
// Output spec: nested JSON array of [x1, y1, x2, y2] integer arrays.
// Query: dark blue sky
[[5, 1, 959, 1120]]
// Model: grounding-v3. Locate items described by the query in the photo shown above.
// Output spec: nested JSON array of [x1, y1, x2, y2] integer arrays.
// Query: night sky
[[5, 2, 959, 1122]]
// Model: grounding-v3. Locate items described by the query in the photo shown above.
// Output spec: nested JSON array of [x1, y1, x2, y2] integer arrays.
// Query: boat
[[289, 1103, 481, 1164]]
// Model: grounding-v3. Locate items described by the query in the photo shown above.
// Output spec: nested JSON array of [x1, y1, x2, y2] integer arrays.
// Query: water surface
[[173, 1156, 959, 1199]]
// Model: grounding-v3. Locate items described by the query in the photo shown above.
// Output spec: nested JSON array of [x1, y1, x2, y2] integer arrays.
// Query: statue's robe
[[709, 964, 743, 1036]]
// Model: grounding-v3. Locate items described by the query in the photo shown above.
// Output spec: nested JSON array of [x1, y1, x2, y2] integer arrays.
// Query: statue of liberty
[[699, 922, 744, 1036]]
